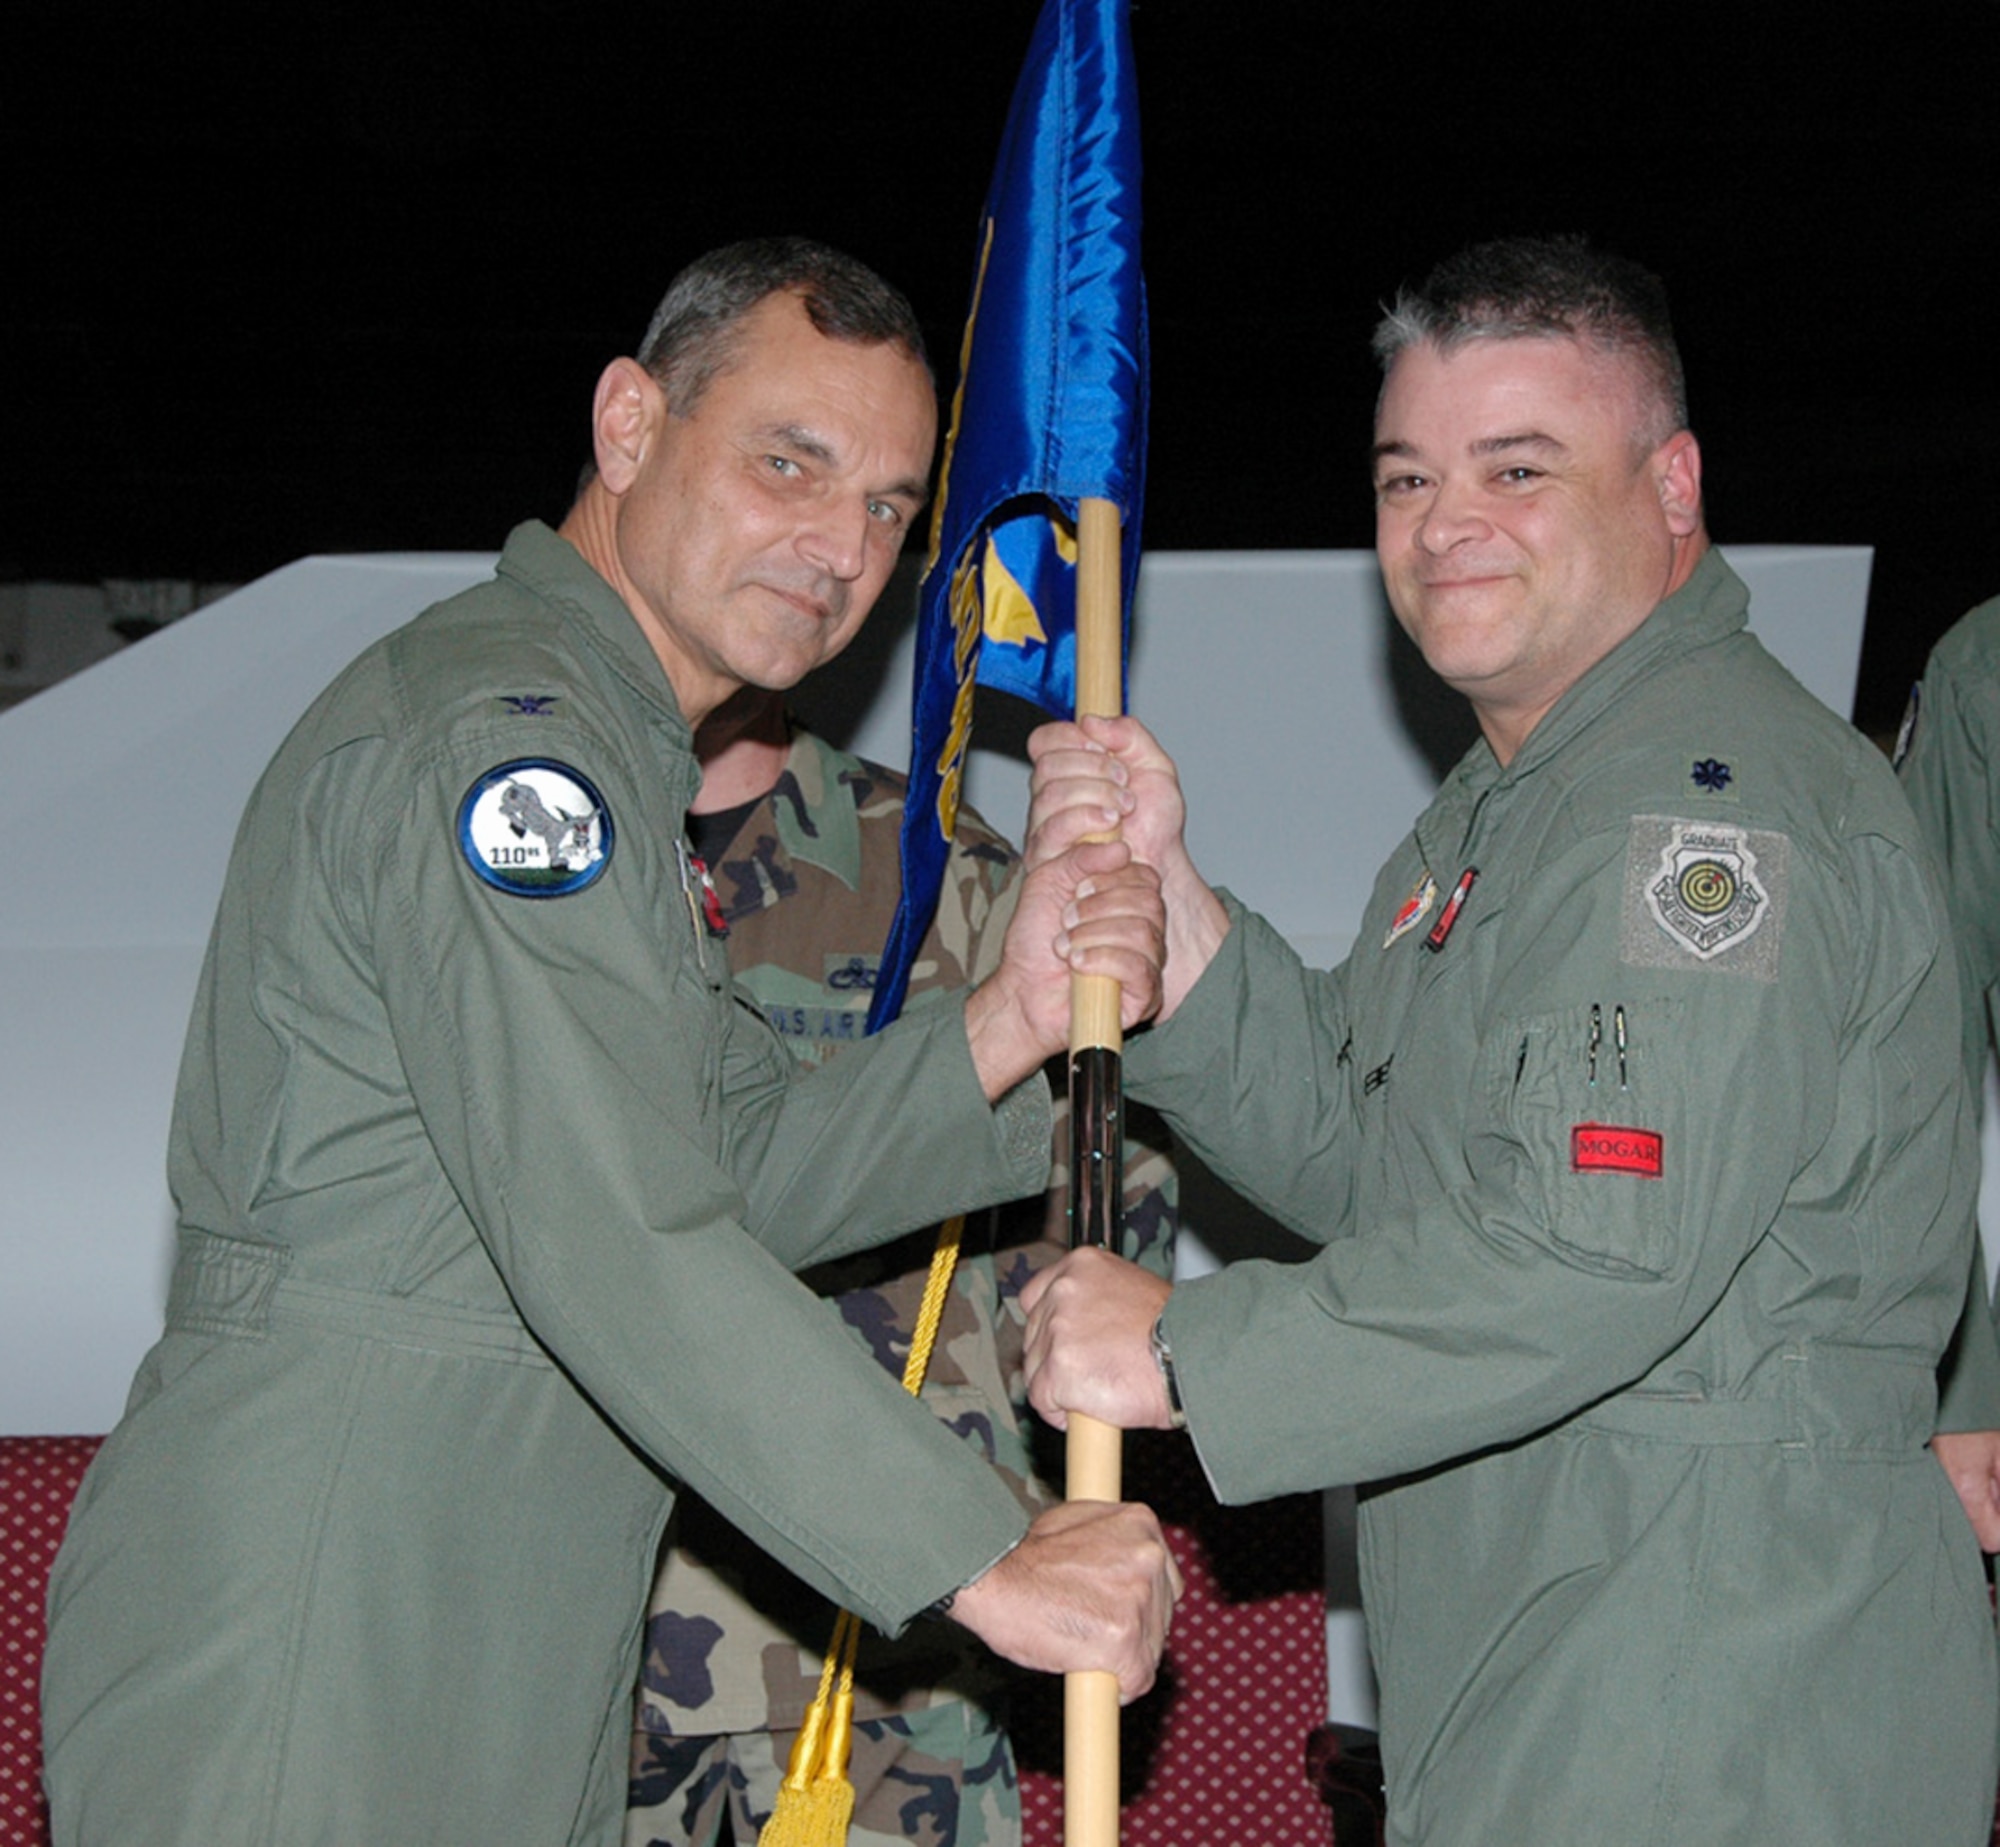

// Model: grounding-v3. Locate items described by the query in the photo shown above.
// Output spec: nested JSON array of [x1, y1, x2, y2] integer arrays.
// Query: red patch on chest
[[1570, 1123, 1664, 1178]]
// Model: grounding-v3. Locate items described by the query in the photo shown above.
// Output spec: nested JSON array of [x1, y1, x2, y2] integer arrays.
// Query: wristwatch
[[1150, 1314, 1189, 1430]]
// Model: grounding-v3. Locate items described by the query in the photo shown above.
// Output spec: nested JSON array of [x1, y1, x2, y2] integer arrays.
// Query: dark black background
[[7, 0, 1994, 729]]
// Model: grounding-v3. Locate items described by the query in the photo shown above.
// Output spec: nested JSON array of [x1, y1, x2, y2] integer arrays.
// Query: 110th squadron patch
[[1620, 815, 1788, 979], [459, 758, 614, 897]]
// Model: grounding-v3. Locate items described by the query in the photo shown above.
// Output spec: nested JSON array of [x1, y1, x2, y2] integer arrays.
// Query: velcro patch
[[1619, 815, 1789, 980], [1571, 1122, 1663, 1178]]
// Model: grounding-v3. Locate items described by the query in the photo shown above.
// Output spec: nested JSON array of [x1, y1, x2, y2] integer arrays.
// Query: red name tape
[[1571, 1123, 1664, 1178]]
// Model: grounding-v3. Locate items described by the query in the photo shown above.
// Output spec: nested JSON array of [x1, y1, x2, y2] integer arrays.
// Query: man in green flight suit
[[42, 239, 1178, 1847], [1898, 593, 2000, 1545], [1019, 236, 2000, 1842], [627, 686, 1177, 1846]]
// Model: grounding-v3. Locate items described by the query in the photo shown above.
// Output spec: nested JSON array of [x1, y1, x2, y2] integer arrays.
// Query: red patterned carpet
[[1, 1437, 101, 1847], [1016, 1433, 1331, 1845]]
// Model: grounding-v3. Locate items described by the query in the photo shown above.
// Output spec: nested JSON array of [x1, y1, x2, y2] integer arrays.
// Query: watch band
[[1151, 1314, 1189, 1431]]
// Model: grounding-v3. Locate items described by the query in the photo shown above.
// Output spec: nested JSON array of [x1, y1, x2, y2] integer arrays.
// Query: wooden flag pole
[[1064, 494, 1127, 1847]]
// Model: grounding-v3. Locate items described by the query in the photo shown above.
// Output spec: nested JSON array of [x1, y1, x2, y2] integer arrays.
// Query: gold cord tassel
[[758, 1609, 859, 1847], [756, 1216, 966, 1847]]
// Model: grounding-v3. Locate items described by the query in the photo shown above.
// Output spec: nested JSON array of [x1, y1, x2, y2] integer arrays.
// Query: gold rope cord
[[756, 1214, 967, 1847]]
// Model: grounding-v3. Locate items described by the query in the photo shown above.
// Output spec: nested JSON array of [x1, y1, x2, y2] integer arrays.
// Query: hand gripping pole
[[1064, 495, 1126, 1847]]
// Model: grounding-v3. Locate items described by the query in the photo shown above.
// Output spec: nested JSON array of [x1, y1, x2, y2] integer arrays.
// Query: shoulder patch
[[1619, 815, 1788, 979], [459, 759, 613, 897]]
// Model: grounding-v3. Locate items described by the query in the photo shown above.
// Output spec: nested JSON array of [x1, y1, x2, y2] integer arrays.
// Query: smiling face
[[1372, 334, 1705, 762], [575, 290, 937, 726]]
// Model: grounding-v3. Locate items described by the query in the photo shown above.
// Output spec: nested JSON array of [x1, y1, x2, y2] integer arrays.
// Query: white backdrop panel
[[0, 543, 1875, 1724], [0, 542, 1875, 1426]]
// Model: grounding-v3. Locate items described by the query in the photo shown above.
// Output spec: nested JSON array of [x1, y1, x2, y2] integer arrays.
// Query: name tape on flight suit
[[1570, 1122, 1664, 1179]]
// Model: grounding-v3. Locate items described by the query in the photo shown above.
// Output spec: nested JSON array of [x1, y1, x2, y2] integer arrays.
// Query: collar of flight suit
[[492, 519, 697, 753], [1422, 547, 1753, 851]]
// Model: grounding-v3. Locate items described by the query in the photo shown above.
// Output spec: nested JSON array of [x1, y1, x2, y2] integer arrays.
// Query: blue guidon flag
[[866, 0, 1148, 1034]]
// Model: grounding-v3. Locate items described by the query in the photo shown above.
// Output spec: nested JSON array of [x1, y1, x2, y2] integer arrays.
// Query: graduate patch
[[1619, 816, 1788, 980], [1647, 825, 1766, 954], [459, 759, 613, 897], [1571, 1122, 1664, 1178]]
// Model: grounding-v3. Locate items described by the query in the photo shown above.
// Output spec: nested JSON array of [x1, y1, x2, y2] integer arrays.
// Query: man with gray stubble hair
[[1368, 233, 1688, 443], [1020, 234, 2000, 1842]]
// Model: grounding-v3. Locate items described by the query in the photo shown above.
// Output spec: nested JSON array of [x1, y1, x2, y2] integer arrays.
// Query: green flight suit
[[1901, 596, 2000, 1420], [1900, 596, 2000, 1068], [42, 523, 1048, 1845], [1131, 553, 1999, 1843]]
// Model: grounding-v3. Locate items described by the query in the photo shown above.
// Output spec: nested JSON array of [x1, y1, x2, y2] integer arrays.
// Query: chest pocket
[[1482, 995, 1688, 1280]]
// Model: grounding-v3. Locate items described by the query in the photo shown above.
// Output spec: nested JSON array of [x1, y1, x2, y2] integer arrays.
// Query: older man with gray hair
[[43, 238, 1177, 1847]]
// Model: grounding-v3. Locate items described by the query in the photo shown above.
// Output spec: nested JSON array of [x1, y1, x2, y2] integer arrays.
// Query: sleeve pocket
[[1484, 996, 1688, 1280]]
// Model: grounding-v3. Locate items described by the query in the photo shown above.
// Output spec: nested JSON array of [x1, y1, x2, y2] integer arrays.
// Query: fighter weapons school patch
[[459, 759, 614, 897], [1619, 814, 1788, 980]]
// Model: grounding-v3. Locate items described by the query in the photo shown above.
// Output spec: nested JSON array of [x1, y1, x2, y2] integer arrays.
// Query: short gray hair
[[636, 237, 930, 415], [1373, 235, 1688, 447]]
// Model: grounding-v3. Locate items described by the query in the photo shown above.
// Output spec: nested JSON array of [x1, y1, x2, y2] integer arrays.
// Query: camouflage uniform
[[626, 730, 1174, 1847]]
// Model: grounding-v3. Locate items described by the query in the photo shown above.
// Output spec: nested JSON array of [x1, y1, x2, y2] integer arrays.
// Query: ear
[[1653, 431, 1703, 537], [589, 358, 662, 497]]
